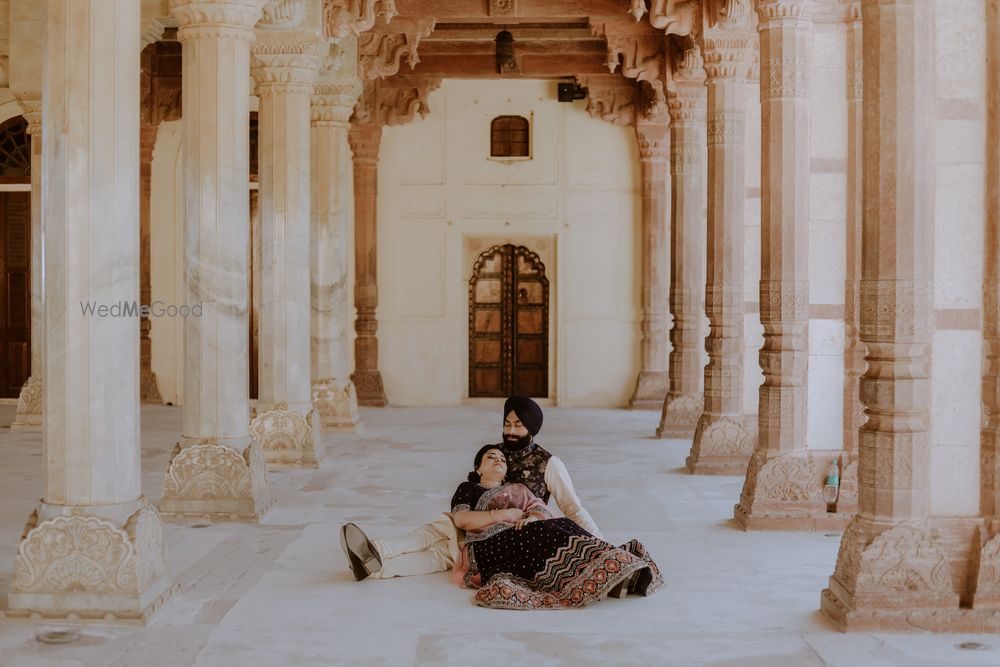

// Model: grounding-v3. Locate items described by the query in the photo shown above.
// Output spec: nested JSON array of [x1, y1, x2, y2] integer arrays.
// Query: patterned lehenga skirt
[[465, 517, 663, 610]]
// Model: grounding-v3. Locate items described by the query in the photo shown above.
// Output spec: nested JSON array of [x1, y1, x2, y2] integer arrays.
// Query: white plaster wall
[[930, 0, 987, 517], [377, 79, 640, 407], [807, 19, 848, 450], [7, 0, 41, 91], [149, 120, 186, 406]]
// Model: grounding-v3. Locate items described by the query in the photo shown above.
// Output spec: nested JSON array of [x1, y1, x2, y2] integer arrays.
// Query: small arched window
[[490, 115, 530, 158]]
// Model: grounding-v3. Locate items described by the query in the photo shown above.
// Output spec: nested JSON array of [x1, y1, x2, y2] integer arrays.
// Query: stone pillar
[[311, 72, 363, 430], [249, 40, 325, 468], [975, 0, 1000, 610], [658, 46, 707, 439], [348, 122, 388, 407], [628, 121, 671, 410], [7, 0, 174, 621], [160, 0, 272, 520], [140, 123, 163, 404], [842, 2, 864, 461], [735, 0, 845, 530], [685, 20, 756, 474], [822, 0, 959, 627], [11, 91, 42, 430]]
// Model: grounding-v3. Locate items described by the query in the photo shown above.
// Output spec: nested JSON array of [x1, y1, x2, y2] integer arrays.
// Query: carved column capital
[[702, 31, 757, 81], [170, 0, 268, 42], [324, 0, 397, 39], [141, 16, 174, 50], [348, 122, 382, 163], [312, 79, 363, 126], [14, 91, 42, 135], [251, 41, 324, 93], [755, 0, 814, 26], [358, 17, 434, 81]]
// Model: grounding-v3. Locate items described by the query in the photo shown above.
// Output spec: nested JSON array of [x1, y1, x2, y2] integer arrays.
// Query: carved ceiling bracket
[[351, 73, 442, 127], [646, 0, 703, 38], [590, 18, 664, 85], [575, 74, 639, 127], [324, 0, 398, 39], [260, 0, 307, 29], [358, 17, 435, 81]]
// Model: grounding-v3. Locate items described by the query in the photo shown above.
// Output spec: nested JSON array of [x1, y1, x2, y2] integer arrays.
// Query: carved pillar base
[[159, 439, 272, 521], [734, 449, 857, 531], [250, 404, 326, 468], [312, 378, 362, 431], [628, 371, 668, 410], [818, 517, 1000, 632], [11, 376, 42, 430], [352, 369, 387, 407], [6, 499, 176, 623], [656, 394, 702, 439], [685, 414, 756, 475], [140, 369, 163, 404]]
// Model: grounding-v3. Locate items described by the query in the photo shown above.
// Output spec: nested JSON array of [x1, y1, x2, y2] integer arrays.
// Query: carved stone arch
[[468, 244, 549, 398]]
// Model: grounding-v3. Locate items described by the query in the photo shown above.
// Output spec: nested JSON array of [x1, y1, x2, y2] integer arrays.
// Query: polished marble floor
[[0, 403, 998, 666]]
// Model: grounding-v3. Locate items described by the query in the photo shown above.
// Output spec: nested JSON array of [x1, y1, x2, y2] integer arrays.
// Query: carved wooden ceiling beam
[[358, 16, 436, 80]]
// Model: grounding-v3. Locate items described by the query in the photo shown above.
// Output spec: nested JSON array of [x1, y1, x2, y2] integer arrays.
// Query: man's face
[[502, 410, 531, 448]]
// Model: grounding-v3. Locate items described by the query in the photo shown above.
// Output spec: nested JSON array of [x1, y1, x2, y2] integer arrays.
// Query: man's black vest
[[502, 441, 553, 503]]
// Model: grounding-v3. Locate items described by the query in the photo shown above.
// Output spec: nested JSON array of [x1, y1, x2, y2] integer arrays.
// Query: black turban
[[503, 395, 543, 436]]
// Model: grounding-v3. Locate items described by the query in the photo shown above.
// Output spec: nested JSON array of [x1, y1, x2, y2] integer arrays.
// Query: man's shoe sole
[[340, 523, 382, 581]]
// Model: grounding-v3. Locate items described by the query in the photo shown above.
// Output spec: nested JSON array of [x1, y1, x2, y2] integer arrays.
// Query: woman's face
[[478, 448, 507, 480]]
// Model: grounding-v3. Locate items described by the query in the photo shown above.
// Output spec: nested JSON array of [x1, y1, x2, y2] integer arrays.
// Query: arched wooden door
[[469, 244, 549, 398]]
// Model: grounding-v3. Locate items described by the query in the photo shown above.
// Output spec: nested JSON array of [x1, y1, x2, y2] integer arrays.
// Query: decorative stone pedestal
[[352, 369, 388, 407], [7, 499, 175, 623], [159, 440, 272, 521], [11, 376, 42, 430], [686, 415, 755, 475], [734, 449, 857, 531], [629, 372, 669, 411], [250, 404, 326, 468], [657, 394, 702, 439], [312, 379, 361, 431]]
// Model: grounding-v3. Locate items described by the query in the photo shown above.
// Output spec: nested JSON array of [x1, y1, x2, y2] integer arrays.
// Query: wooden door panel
[[0, 190, 31, 398], [469, 244, 549, 398]]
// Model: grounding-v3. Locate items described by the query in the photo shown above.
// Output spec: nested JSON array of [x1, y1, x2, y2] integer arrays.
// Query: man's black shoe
[[340, 523, 382, 581]]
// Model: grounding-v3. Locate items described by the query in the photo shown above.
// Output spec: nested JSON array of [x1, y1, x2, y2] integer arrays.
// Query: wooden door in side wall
[[469, 244, 549, 398], [0, 191, 30, 398]]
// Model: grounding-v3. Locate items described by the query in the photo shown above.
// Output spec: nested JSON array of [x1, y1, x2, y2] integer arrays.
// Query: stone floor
[[0, 403, 998, 666]]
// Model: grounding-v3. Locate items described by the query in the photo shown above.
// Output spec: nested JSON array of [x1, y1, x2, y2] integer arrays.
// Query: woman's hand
[[514, 516, 539, 531], [498, 508, 524, 522]]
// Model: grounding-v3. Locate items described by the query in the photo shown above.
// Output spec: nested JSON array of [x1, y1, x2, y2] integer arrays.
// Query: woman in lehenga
[[450, 444, 663, 610]]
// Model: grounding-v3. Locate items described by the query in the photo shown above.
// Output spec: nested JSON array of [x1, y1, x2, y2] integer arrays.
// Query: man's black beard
[[502, 433, 532, 450]]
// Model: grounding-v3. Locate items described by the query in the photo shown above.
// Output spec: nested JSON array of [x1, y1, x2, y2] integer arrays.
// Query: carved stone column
[[629, 120, 671, 410], [975, 0, 1000, 610], [685, 17, 756, 474], [735, 0, 845, 530], [7, 0, 174, 621], [140, 123, 163, 404], [658, 47, 707, 439], [822, 0, 959, 627], [249, 40, 325, 468], [311, 65, 363, 430], [348, 121, 388, 406], [11, 91, 42, 430], [843, 1, 864, 462], [160, 0, 272, 520]]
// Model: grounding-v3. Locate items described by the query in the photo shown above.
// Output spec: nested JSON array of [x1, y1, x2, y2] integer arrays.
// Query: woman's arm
[[452, 508, 523, 531]]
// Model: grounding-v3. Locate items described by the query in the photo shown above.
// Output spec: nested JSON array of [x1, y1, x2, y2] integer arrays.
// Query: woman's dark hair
[[467, 444, 505, 484]]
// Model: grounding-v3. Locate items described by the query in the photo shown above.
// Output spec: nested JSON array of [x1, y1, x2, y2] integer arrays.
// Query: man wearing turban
[[341, 396, 602, 581]]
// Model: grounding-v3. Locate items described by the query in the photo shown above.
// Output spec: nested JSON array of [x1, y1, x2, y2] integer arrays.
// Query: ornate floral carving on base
[[830, 519, 958, 611], [7, 501, 174, 622], [313, 379, 361, 430], [628, 371, 669, 410], [249, 406, 325, 468], [686, 414, 755, 474], [657, 394, 702, 438], [12, 376, 42, 429], [973, 532, 1000, 609], [352, 369, 388, 407], [160, 441, 272, 521]]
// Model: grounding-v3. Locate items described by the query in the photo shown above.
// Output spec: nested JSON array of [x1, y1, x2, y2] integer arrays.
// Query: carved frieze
[[324, 0, 398, 38], [489, 0, 516, 16]]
